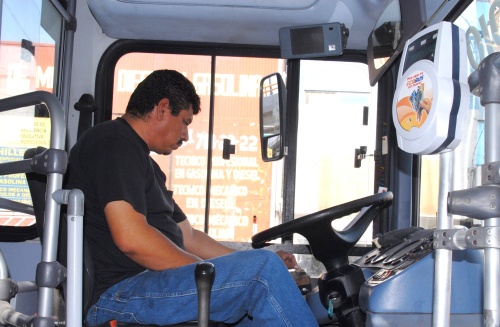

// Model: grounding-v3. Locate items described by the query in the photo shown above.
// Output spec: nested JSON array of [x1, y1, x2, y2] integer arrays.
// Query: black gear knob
[[194, 262, 215, 327]]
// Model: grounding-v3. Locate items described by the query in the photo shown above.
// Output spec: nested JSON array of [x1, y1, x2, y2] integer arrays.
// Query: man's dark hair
[[126, 70, 201, 117]]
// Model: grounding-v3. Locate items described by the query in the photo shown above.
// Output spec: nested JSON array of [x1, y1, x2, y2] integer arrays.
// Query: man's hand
[[275, 250, 299, 269]]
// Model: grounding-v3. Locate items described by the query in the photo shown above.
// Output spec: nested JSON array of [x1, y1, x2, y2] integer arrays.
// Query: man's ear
[[156, 98, 170, 120]]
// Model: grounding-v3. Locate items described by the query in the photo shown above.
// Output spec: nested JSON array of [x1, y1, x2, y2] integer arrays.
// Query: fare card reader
[[392, 21, 469, 155]]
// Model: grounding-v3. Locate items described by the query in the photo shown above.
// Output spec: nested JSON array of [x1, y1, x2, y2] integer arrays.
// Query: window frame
[[94, 40, 373, 255]]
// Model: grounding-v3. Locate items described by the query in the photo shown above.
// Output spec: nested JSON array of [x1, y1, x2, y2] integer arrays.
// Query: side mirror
[[259, 73, 286, 162]]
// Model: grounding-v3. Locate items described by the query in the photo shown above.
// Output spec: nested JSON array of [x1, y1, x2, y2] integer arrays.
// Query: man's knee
[[242, 249, 286, 269], [216, 249, 288, 278], [254, 249, 282, 261]]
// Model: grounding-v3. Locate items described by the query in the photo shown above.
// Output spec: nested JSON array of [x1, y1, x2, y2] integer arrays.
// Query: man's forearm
[[121, 225, 202, 270], [186, 228, 236, 259]]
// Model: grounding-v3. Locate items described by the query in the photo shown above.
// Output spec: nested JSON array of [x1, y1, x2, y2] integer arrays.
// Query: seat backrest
[[24, 147, 48, 242]]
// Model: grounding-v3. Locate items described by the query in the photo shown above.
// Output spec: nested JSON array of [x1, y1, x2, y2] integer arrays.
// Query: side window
[[419, 0, 492, 229], [112, 53, 285, 242], [0, 0, 62, 228]]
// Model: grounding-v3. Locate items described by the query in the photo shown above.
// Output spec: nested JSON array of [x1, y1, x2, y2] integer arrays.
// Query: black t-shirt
[[65, 118, 186, 304]]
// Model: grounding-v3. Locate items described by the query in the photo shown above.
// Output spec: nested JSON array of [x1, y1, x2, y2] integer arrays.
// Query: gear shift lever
[[195, 262, 215, 327]]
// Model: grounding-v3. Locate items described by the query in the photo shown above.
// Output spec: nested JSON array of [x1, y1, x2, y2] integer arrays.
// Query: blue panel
[[359, 249, 483, 314]]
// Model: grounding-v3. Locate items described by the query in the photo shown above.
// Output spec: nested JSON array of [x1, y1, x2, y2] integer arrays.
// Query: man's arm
[[178, 219, 236, 259], [105, 200, 298, 270], [178, 220, 299, 269], [104, 200, 201, 270]]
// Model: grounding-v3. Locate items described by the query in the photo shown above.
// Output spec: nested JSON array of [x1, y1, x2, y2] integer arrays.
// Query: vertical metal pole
[[60, 0, 76, 127], [36, 0, 76, 317], [203, 56, 216, 234], [483, 103, 500, 326], [0, 0, 3, 41], [37, 172, 63, 318], [65, 189, 84, 327], [0, 250, 8, 279], [432, 150, 454, 327]]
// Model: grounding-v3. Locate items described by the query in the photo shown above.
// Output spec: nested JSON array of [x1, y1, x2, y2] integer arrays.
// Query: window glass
[[290, 60, 377, 276], [294, 61, 378, 244], [112, 53, 284, 242], [419, 0, 491, 229], [113, 52, 212, 231], [0, 0, 61, 227], [210, 57, 285, 241]]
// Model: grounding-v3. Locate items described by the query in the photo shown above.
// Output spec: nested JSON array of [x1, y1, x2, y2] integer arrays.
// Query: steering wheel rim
[[252, 192, 393, 271]]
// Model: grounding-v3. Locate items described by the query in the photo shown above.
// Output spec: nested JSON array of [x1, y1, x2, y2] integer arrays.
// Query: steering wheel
[[252, 192, 393, 271]]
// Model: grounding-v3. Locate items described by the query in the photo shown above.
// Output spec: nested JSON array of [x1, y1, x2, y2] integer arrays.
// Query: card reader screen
[[403, 30, 438, 74]]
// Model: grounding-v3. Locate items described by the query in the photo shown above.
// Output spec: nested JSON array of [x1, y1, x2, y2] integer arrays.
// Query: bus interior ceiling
[[73, 0, 386, 135], [86, 0, 382, 48]]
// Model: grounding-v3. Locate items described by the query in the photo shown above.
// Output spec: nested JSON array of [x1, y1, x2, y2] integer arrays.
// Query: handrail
[[0, 90, 83, 327], [0, 91, 66, 150]]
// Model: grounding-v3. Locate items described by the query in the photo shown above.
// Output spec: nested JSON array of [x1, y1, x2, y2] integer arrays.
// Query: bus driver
[[65, 69, 318, 327]]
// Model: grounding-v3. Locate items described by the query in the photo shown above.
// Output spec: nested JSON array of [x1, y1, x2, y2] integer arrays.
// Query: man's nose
[[182, 126, 189, 141]]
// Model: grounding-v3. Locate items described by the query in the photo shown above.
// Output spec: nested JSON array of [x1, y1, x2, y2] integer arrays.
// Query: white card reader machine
[[392, 21, 470, 155]]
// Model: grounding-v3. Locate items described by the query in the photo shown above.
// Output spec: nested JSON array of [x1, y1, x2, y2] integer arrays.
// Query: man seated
[[65, 69, 318, 326]]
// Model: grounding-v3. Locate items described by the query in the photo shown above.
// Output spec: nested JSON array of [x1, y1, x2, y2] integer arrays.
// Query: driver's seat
[[24, 147, 225, 327]]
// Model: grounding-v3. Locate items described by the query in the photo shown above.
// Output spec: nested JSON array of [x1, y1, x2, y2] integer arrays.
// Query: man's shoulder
[[72, 119, 138, 158], [90, 118, 124, 135], [77, 119, 117, 139], [80, 118, 137, 144]]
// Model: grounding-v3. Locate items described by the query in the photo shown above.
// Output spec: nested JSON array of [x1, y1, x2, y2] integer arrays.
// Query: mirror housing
[[259, 73, 286, 162]]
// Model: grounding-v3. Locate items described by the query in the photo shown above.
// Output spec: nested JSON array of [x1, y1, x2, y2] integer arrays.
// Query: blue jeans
[[86, 249, 318, 326]]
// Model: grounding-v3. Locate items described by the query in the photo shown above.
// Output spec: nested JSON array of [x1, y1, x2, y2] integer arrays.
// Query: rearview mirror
[[259, 73, 286, 162]]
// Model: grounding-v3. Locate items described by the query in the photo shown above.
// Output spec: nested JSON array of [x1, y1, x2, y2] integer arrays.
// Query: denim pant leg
[[86, 249, 318, 327]]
